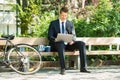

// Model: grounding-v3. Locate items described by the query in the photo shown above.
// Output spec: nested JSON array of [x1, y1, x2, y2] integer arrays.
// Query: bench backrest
[[0, 37, 120, 50], [0, 37, 120, 56]]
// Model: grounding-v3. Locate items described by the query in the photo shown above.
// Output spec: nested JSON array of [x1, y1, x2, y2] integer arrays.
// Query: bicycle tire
[[7, 44, 41, 75]]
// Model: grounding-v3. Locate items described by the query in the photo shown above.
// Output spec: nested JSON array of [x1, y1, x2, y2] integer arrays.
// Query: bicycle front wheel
[[7, 44, 41, 75]]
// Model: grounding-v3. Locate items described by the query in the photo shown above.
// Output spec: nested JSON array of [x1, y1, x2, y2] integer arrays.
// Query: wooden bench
[[0, 37, 120, 69]]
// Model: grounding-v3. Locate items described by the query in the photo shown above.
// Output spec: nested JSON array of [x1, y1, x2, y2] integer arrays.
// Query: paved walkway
[[0, 66, 120, 80]]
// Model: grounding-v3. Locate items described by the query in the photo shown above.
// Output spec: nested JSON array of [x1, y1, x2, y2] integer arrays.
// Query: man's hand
[[69, 41, 74, 45]]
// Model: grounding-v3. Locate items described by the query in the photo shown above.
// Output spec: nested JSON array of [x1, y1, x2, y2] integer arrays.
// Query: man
[[48, 7, 90, 75]]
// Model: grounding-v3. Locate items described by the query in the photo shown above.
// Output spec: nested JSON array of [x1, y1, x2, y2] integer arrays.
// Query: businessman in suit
[[48, 7, 90, 75]]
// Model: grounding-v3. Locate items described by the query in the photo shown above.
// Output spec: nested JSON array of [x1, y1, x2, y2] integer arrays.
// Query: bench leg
[[76, 56, 80, 69], [69, 56, 80, 69]]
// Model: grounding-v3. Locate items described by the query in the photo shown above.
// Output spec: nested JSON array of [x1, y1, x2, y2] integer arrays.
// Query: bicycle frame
[[0, 37, 15, 62]]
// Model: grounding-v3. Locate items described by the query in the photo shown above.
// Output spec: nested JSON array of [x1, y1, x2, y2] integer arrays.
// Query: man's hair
[[60, 7, 68, 13]]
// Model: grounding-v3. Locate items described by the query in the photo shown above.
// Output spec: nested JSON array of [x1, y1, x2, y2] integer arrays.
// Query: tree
[[17, 0, 41, 36]]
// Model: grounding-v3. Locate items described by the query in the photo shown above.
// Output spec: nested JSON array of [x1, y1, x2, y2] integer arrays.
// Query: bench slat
[[1, 37, 120, 46], [0, 50, 120, 56], [76, 37, 120, 45], [87, 51, 120, 55], [41, 51, 79, 56], [0, 37, 48, 46]]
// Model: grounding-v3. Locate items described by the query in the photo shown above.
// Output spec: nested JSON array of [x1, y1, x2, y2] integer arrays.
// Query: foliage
[[74, 0, 120, 37], [29, 11, 57, 37], [17, 0, 41, 36], [110, 0, 120, 3], [17, 0, 58, 37]]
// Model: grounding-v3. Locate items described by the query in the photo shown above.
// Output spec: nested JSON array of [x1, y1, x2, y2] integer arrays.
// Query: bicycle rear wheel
[[7, 44, 41, 75]]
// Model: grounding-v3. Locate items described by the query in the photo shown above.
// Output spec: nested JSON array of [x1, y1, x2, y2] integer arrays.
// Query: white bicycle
[[0, 35, 41, 75]]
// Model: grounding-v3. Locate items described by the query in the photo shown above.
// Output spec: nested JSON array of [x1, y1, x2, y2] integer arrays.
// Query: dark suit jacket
[[48, 19, 76, 46]]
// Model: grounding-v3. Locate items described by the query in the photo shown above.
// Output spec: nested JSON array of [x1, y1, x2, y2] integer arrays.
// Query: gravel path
[[0, 66, 120, 80]]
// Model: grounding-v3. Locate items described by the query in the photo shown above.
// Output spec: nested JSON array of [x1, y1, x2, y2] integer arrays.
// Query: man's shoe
[[60, 69, 65, 75], [80, 68, 90, 73]]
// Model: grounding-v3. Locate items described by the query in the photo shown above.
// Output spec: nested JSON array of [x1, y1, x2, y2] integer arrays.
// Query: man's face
[[60, 11, 68, 21]]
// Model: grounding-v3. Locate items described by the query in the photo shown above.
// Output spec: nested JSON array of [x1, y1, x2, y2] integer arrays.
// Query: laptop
[[55, 33, 73, 42]]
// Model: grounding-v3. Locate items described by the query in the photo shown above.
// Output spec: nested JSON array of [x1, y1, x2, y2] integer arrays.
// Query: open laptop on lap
[[55, 33, 73, 42]]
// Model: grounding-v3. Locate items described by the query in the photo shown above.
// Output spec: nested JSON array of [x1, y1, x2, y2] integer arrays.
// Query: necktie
[[62, 22, 64, 33]]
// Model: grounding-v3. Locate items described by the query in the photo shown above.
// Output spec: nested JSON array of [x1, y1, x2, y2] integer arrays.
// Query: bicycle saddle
[[1, 35, 15, 40]]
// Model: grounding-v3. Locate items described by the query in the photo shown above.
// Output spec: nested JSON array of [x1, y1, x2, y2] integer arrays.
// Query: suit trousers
[[54, 41, 87, 69]]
